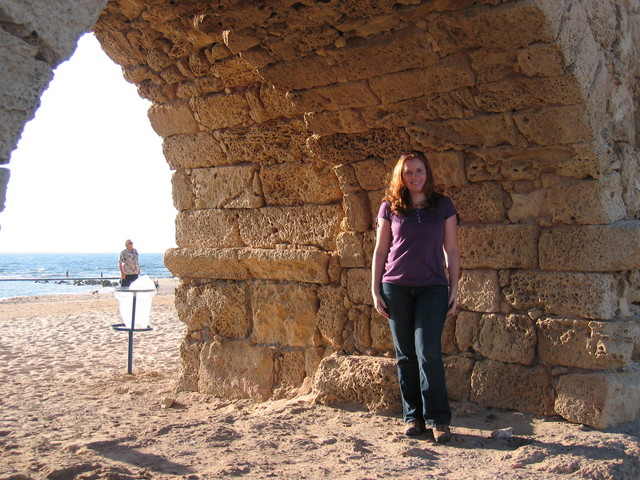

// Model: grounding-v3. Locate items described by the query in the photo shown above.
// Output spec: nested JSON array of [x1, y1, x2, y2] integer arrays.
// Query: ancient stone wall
[[0, 0, 107, 208], [3, 0, 639, 429], [93, 0, 640, 429]]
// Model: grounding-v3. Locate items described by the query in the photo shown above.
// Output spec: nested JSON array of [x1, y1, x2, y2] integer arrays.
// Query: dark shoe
[[404, 420, 424, 436], [433, 425, 452, 443]]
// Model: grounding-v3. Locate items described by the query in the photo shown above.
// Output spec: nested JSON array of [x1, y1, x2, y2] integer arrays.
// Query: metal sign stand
[[111, 288, 155, 374]]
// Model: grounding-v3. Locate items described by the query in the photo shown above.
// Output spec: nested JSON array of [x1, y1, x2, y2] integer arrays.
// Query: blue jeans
[[381, 283, 451, 427]]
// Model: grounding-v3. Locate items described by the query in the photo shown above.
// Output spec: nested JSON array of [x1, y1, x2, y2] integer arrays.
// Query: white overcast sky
[[0, 33, 177, 253]]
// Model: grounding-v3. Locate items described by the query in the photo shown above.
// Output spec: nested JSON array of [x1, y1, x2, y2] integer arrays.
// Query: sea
[[0, 252, 172, 300]]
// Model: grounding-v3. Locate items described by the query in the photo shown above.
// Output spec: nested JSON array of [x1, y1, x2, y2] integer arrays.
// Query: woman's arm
[[443, 214, 460, 315], [371, 217, 392, 318]]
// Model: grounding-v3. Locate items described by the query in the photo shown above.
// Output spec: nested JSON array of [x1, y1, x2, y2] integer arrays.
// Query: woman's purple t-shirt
[[377, 196, 457, 287]]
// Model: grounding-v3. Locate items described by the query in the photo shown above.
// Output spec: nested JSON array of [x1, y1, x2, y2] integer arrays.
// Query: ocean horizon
[[0, 252, 173, 300]]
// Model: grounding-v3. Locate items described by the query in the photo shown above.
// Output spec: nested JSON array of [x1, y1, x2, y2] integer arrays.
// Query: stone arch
[[2, 0, 639, 428]]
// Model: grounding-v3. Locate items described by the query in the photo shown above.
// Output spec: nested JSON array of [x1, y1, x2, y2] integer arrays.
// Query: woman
[[371, 150, 460, 443]]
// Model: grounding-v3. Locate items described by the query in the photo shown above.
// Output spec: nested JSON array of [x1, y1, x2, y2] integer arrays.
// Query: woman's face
[[401, 157, 427, 194]]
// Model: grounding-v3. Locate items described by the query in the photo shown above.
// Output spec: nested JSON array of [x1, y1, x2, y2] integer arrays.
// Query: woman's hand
[[373, 293, 389, 318], [447, 290, 457, 316]]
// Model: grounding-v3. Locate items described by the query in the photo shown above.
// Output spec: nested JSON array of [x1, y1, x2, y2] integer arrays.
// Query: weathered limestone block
[[477, 314, 537, 365], [458, 269, 501, 313], [442, 313, 457, 355], [342, 192, 373, 232], [335, 8, 400, 35], [407, 114, 526, 152], [146, 48, 172, 72], [504, 271, 618, 320], [445, 182, 506, 223], [0, 168, 8, 210], [539, 221, 640, 271], [426, 3, 556, 55], [346, 268, 372, 305], [555, 1, 601, 94], [273, 350, 306, 399], [544, 173, 626, 225], [369, 53, 475, 104], [358, 92, 471, 130], [513, 105, 593, 145], [210, 57, 262, 89], [328, 253, 342, 284], [474, 75, 583, 113], [317, 285, 349, 348], [176, 76, 225, 99], [260, 54, 341, 91], [607, 73, 636, 144], [251, 283, 318, 348], [554, 365, 640, 429], [4, 0, 108, 66], [537, 318, 640, 370], [163, 132, 225, 170], [176, 336, 202, 392], [428, 151, 468, 187], [313, 354, 401, 414], [288, 80, 379, 113], [304, 109, 368, 135], [351, 305, 372, 352], [327, 26, 439, 83], [137, 79, 177, 104], [582, 0, 618, 50], [175, 282, 249, 339], [237, 205, 343, 251], [507, 189, 550, 225], [260, 161, 342, 206], [444, 355, 475, 402], [191, 165, 264, 209], [0, 30, 54, 163], [164, 247, 250, 280], [307, 128, 410, 167], [304, 347, 326, 383], [246, 84, 299, 123], [171, 170, 194, 210], [470, 360, 555, 415], [219, 120, 308, 165], [352, 158, 394, 192], [455, 311, 482, 352], [231, 43, 274, 68], [363, 230, 375, 268], [148, 101, 199, 137], [516, 42, 566, 77], [467, 47, 520, 85], [198, 337, 274, 401], [620, 145, 640, 218], [331, 164, 360, 194], [336, 232, 365, 268], [367, 190, 385, 225], [465, 144, 608, 183], [459, 225, 539, 269], [192, 92, 251, 129], [222, 27, 261, 54], [370, 310, 394, 352], [176, 210, 243, 248], [238, 248, 331, 284]]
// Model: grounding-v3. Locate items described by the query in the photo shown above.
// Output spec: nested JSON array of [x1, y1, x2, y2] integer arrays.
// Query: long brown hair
[[384, 150, 441, 216]]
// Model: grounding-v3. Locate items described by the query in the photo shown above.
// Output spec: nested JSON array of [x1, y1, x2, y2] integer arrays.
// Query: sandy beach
[[0, 278, 638, 480]]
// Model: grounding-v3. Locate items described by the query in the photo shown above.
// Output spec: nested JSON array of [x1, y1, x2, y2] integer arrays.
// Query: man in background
[[119, 239, 140, 287]]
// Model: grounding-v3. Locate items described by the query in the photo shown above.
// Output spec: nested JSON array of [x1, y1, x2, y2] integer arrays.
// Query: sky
[[0, 33, 177, 254]]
